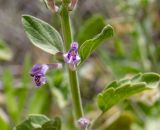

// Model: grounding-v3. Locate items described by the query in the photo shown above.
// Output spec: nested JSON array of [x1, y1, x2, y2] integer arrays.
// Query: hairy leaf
[[97, 73, 160, 112], [22, 15, 63, 55], [16, 115, 61, 130], [79, 25, 114, 65], [16, 114, 49, 130]]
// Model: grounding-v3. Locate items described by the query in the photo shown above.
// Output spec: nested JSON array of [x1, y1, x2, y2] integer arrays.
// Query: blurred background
[[0, 0, 160, 130]]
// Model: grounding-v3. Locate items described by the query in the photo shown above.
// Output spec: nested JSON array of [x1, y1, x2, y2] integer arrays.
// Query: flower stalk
[[59, 1, 84, 120]]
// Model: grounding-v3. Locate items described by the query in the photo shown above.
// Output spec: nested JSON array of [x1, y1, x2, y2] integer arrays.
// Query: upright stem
[[59, 2, 84, 119]]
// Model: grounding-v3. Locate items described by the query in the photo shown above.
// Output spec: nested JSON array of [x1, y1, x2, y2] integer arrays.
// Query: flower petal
[[30, 64, 49, 76], [30, 63, 62, 87]]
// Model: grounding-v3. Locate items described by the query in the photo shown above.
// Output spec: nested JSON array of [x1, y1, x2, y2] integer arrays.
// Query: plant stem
[[59, 2, 84, 119], [68, 70, 84, 118]]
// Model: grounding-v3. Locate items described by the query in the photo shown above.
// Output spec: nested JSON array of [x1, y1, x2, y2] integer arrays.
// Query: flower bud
[[69, 0, 78, 11], [77, 117, 90, 130], [47, 0, 59, 13]]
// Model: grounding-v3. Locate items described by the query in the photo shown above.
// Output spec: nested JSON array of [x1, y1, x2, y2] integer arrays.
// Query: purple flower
[[63, 42, 81, 70], [30, 64, 49, 87], [77, 117, 90, 130], [30, 63, 62, 87]]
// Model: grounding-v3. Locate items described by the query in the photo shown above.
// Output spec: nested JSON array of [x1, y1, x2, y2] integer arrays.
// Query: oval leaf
[[79, 25, 114, 65], [22, 15, 63, 54]]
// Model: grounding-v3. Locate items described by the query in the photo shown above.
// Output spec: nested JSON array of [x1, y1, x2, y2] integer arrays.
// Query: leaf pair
[[15, 114, 61, 130], [22, 15, 114, 66], [97, 73, 160, 112]]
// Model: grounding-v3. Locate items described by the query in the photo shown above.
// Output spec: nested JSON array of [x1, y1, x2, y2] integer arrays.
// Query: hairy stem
[[59, 2, 83, 120]]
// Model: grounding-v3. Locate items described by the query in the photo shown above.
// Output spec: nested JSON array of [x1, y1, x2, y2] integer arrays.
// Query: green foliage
[[22, 15, 63, 55], [97, 47, 143, 78], [0, 116, 10, 130], [47, 70, 68, 108], [2, 69, 19, 123], [22, 54, 32, 86], [97, 73, 160, 112], [42, 117, 61, 130], [15, 114, 61, 130], [0, 40, 13, 61], [107, 112, 134, 130], [28, 86, 51, 114], [79, 25, 114, 65], [77, 15, 106, 45]]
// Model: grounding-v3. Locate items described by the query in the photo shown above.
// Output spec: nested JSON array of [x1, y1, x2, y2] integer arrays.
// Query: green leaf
[[16, 114, 49, 130], [77, 15, 106, 45], [28, 114, 49, 126], [22, 15, 63, 55], [79, 25, 114, 65], [97, 73, 160, 112], [0, 40, 13, 61], [42, 117, 61, 130], [16, 115, 61, 130]]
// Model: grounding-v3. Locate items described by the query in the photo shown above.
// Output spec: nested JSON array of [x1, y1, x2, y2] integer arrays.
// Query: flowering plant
[[15, 0, 160, 130]]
